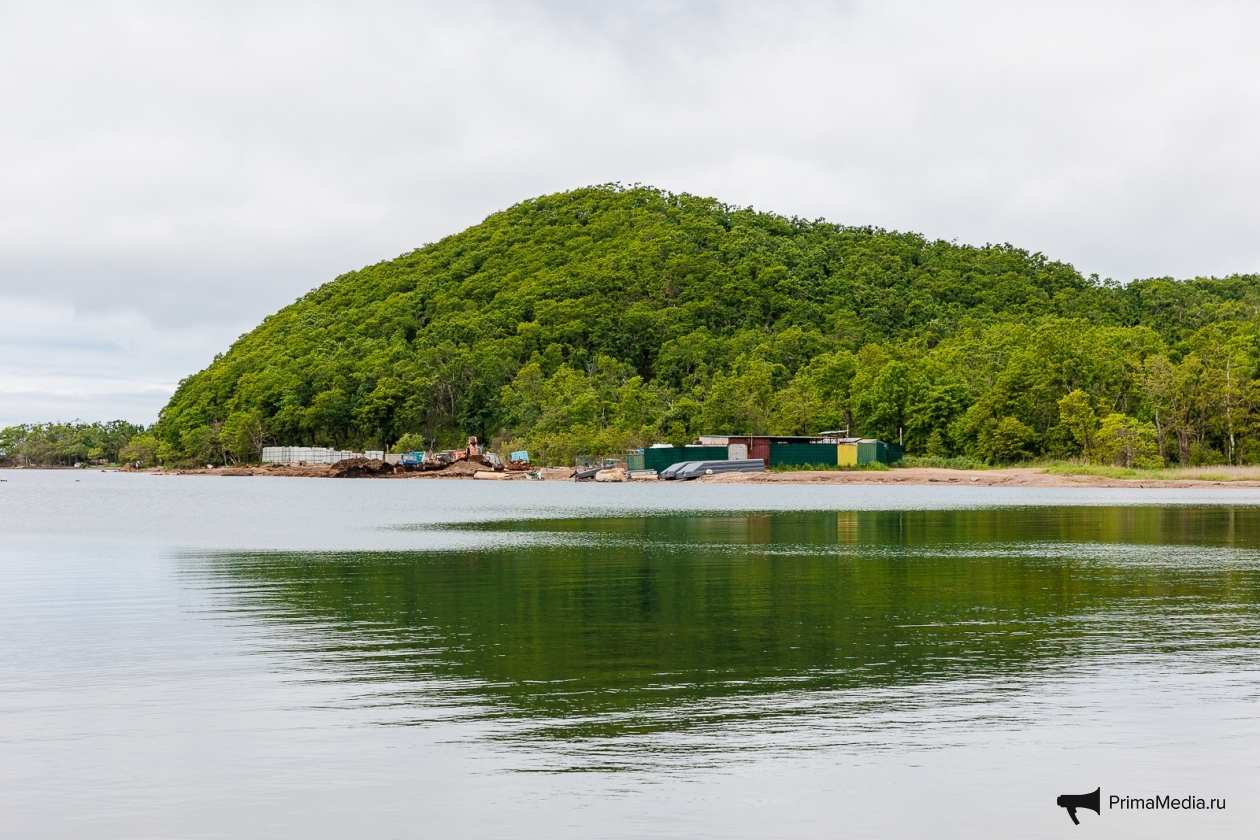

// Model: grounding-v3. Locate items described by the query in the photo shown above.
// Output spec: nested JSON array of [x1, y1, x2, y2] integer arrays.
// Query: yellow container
[[837, 444, 858, 466]]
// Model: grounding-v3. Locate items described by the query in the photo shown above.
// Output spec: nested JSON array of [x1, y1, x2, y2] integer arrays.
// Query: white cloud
[[1, 0, 1258, 423], [0, 297, 243, 426]]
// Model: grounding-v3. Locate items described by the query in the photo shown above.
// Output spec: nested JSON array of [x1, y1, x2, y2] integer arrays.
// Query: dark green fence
[[642, 446, 730, 473], [638, 441, 901, 471], [768, 443, 840, 467], [769, 441, 903, 467]]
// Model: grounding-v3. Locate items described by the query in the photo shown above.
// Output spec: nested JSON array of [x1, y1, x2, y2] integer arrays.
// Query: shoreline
[[693, 467, 1258, 489], [20, 464, 1255, 488]]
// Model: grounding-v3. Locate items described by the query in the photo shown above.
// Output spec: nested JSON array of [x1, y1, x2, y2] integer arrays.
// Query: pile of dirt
[[328, 457, 395, 478], [437, 457, 496, 477]]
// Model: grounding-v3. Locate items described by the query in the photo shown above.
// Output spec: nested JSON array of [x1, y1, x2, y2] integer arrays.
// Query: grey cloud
[[0, 0, 1258, 422]]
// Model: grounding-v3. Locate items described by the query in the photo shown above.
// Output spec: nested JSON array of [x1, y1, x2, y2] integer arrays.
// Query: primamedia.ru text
[[1110, 795, 1224, 811]]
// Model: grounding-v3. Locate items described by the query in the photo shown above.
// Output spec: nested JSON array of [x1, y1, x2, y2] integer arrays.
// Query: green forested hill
[[153, 184, 1260, 467]]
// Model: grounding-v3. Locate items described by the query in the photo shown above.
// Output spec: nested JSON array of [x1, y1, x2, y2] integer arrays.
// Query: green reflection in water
[[206, 508, 1260, 739]]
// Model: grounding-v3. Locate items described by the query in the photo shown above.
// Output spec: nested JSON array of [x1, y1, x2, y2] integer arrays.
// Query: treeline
[[493, 317, 1249, 468], [0, 421, 153, 467], [147, 185, 1258, 468]]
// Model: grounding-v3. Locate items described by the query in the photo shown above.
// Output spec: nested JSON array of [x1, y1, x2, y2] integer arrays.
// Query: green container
[[626, 450, 645, 471], [857, 440, 888, 465], [642, 446, 729, 473], [768, 443, 840, 468]]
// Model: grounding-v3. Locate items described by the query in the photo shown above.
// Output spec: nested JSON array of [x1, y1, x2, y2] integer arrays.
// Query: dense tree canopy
[[150, 185, 1260, 467], [0, 421, 146, 466]]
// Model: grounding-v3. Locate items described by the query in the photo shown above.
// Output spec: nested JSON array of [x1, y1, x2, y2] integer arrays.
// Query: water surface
[[2, 470, 1258, 838]]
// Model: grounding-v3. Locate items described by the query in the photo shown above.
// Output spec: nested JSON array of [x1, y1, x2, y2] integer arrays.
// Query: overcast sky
[[2, 0, 1259, 426]]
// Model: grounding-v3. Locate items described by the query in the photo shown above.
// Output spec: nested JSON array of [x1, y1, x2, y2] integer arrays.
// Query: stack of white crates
[[261, 447, 363, 464]]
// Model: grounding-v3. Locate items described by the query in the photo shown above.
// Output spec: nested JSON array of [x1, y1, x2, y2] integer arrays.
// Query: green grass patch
[[1040, 462, 1247, 481], [895, 455, 988, 470], [770, 462, 890, 472]]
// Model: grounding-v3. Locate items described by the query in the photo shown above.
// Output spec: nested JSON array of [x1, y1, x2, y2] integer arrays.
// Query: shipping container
[[626, 450, 646, 471], [856, 439, 897, 465]]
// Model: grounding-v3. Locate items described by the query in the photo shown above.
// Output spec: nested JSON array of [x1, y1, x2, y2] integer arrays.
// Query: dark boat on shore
[[572, 458, 619, 481]]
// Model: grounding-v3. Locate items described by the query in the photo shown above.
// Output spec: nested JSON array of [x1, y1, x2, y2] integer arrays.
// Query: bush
[[520, 426, 646, 466], [392, 432, 428, 453], [119, 434, 159, 468], [221, 410, 266, 464], [1189, 443, 1227, 467], [980, 417, 1038, 464], [898, 455, 987, 470], [179, 425, 222, 467], [1057, 389, 1100, 456], [1092, 413, 1161, 469]]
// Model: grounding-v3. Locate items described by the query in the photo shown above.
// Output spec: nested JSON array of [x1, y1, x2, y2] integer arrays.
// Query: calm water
[[3, 471, 1259, 838]]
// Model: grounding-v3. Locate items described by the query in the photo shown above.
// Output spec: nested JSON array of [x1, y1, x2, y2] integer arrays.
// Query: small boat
[[572, 458, 619, 481], [663, 459, 766, 480]]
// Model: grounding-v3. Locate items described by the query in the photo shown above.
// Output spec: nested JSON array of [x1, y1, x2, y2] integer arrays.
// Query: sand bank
[[138, 463, 1259, 488], [697, 467, 1256, 488]]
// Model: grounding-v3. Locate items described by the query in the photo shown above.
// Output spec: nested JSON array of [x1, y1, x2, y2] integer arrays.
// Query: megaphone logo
[[1056, 788, 1101, 825]]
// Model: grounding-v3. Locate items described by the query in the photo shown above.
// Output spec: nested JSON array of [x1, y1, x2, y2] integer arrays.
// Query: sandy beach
[[694, 466, 1260, 488], [131, 463, 1260, 488]]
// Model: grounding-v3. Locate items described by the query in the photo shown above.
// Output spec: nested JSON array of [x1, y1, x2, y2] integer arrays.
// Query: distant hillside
[[154, 184, 1260, 467]]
